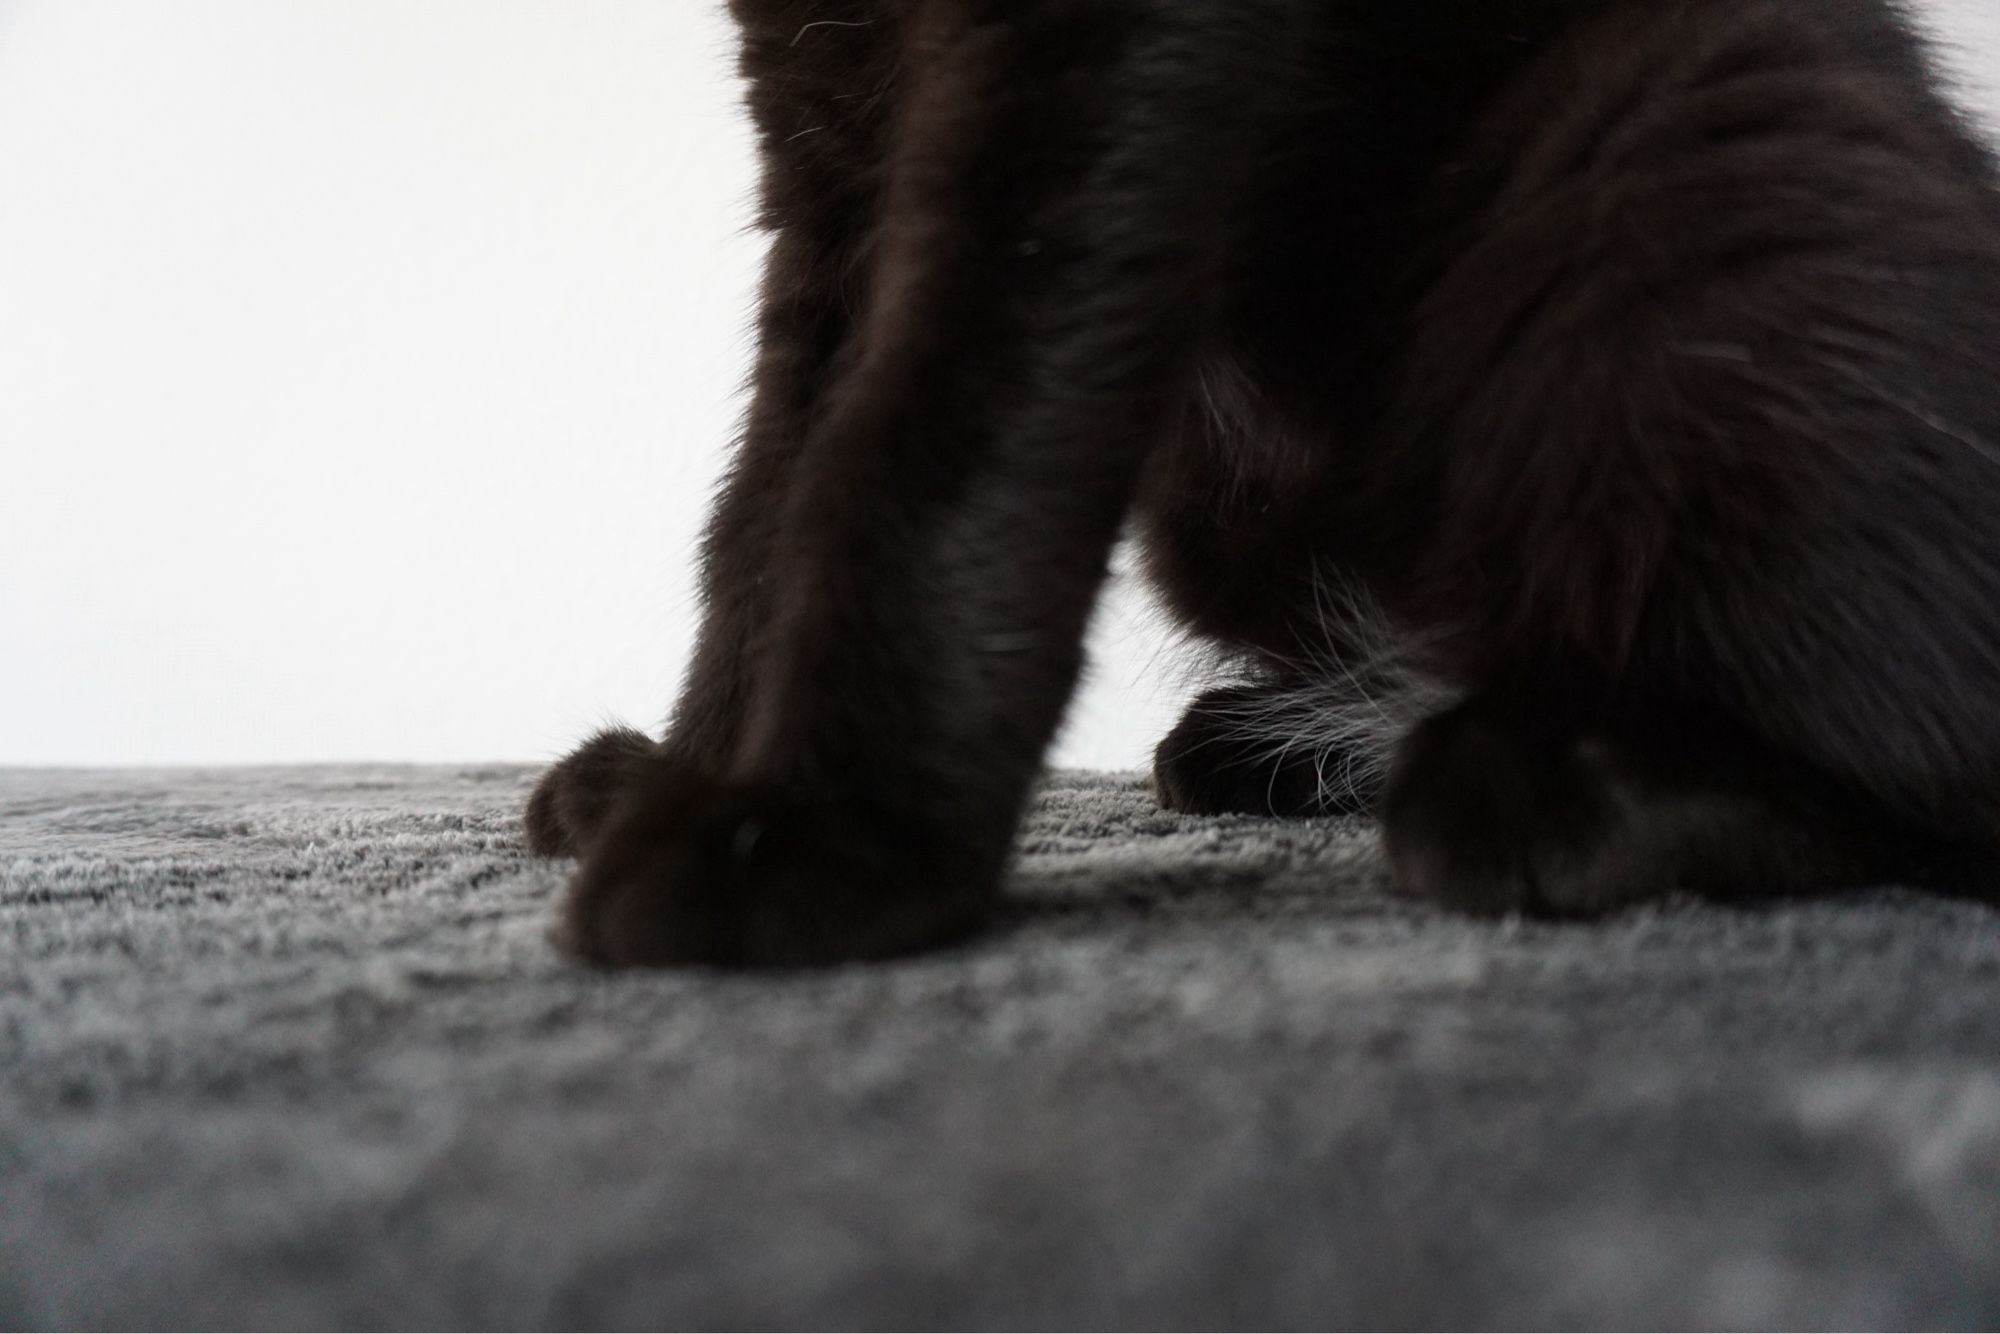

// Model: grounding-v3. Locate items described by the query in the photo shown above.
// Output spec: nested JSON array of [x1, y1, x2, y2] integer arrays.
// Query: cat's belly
[[1131, 355, 1379, 662]]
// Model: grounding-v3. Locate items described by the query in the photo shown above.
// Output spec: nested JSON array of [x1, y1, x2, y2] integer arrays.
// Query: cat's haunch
[[532, 0, 2000, 965]]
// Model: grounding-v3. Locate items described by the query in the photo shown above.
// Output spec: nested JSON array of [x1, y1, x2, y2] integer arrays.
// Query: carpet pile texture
[[3, 765, 1999, 1329]]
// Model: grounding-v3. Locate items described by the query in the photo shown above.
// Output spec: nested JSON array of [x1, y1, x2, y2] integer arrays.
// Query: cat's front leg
[[526, 34, 897, 860], [524, 726, 658, 858], [523, 224, 865, 860], [560, 2, 1285, 966]]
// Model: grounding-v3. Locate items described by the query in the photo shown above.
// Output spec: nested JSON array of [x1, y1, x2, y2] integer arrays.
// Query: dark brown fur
[[529, 0, 2000, 965]]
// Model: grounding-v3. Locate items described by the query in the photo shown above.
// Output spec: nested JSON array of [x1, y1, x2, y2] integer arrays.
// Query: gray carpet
[[3, 766, 1999, 1330]]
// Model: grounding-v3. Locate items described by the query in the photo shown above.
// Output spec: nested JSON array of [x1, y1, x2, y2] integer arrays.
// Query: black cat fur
[[526, 0, 2000, 965]]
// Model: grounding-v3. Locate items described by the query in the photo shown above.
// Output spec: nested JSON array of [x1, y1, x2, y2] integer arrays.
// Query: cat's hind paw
[[1153, 684, 1379, 817], [1381, 698, 1659, 917]]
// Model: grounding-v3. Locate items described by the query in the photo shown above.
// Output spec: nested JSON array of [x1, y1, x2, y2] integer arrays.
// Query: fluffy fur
[[528, 0, 2000, 965]]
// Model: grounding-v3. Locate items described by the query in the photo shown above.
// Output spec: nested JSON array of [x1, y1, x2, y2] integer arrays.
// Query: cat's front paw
[[1153, 684, 1376, 817], [558, 760, 996, 968], [524, 726, 660, 858]]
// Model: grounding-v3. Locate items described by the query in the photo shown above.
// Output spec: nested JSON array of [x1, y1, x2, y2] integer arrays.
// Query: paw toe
[[559, 770, 765, 966], [523, 726, 659, 858]]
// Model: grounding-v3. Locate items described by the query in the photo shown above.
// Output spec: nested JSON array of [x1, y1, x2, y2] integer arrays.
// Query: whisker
[[792, 19, 876, 46]]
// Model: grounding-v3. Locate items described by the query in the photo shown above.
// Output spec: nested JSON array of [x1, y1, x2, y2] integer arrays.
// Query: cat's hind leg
[[1154, 674, 1413, 817], [1154, 681, 1353, 817], [1369, 2, 2000, 913], [1380, 695, 1940, 917], [1151, 567, 1445, 818]]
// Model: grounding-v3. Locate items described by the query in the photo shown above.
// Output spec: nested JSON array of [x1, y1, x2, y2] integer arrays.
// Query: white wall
[[2, 1, 1996, 769]]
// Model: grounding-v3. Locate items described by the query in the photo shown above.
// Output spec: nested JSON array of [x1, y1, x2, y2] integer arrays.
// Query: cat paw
[[1153, 684, 1377, 817], [557, 759, 996, 968], [1380, 698, 1640, 917], [524, 727, 660, 858]]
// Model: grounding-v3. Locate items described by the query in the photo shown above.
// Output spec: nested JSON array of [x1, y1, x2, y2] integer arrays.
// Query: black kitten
[[528, 0, 2000, 965]]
